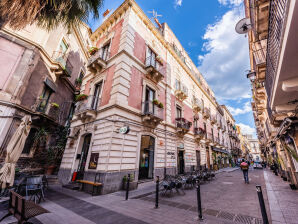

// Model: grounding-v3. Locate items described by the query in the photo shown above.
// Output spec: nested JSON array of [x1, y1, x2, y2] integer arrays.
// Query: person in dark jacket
[[240, 159, 249, 184]]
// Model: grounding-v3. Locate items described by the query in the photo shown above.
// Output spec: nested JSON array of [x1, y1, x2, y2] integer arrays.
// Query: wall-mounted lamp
[[246, 71, 256, 82]]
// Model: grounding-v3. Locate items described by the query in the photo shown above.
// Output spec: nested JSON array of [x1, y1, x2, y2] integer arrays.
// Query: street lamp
[[246, 71, 256, 82]]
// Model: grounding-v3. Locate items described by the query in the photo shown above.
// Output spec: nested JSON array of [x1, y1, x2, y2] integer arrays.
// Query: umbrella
[[0, 115, 31, 189]]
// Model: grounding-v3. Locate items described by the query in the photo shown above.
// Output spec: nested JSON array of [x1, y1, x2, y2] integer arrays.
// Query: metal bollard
[[125, 174, 130, 200], [256, 185, 269, 224], [155, 176, 160, 209], [196, 180, 203, 220]]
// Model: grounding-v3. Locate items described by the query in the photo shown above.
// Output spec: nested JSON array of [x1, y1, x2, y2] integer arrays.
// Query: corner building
[[59, 0, 236, 194]]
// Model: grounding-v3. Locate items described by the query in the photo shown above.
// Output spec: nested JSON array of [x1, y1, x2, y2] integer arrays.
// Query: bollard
[[256, 185, 269, 224], [155, 176, 160, 209], [196, 180, 203, 220], [125, 174, 130, 200]]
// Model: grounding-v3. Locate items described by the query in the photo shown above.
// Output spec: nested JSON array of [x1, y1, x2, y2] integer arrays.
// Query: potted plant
[[75, 78, 82, 86], [51, 102, 60, 109], [123, 174, 138, 190], [153, 99, 159, 105], [158, 102, 164, 109], [75, 94, 88, 101], [89, 47, 99, 56]]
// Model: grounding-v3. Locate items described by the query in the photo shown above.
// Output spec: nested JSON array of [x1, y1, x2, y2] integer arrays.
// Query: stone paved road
[[0, 168, 273, 224]]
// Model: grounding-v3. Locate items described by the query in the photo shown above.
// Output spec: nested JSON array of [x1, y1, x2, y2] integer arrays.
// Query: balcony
[[145, 56, 165, 83], [194, 127, 205, 142], [175, 81, 188, 101], [203, 107, 210, 119], [192, 98, 203, 114], [141, 100, 164, 128], [210, 115, 217, 125], [75, 95, 99, 121], [51, 51, 73, 77], [87, 49, 108, 73], [176, 118, 192, 137], [35, 99, 60, 122]]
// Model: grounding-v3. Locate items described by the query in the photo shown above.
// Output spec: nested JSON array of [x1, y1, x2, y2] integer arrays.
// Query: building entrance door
[[206, 148, 210, 169], [196, 150, 200, 170], [77, 134, 91, 179], [139, 136, 155, 180], [178, 150, 185, 174]]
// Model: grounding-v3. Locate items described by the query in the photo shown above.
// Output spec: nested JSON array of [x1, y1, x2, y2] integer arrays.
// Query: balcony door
[[91, 82, 102, 110], [146, 47, 156, 67], [145, 86, 155, 114], [176, 106, 182, 119], [101, 43, 110, 61]]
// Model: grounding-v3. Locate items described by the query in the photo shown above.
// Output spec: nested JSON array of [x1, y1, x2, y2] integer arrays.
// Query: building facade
[[244, 0, 298, 188], [58, 0, 241, 194], [0, 22, 90, 171]]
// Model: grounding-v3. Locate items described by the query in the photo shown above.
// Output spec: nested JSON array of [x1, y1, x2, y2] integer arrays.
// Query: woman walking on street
[[240, 159, 249, 184]]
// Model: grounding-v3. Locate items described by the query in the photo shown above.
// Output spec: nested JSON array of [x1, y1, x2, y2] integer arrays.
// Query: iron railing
[[176, 118, 192, 130], [265, 0, 289, 103], [142, 100, 164, 120], [75, 95, 100, 114], [52, 51, 73, 76], [88, 48, 109, 66], [194, 127, 205, 137], [175, 80, 188, 96], [35, 98, 60, 121], [145, 56, 166, 77]]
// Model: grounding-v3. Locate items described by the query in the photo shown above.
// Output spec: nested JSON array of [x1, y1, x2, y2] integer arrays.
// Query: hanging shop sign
[[88, 153, 99, 169], [119, 126, 130, 134]]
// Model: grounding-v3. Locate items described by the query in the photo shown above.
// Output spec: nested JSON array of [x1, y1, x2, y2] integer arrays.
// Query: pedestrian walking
[[240, 159, 249, 184]]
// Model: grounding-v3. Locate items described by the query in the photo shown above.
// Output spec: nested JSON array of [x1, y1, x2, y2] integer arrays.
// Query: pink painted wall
[[101, 65, 115, 106], [158, 87, 166, 118], [128, 67, 143, 110], [0, 37, 24, 90], [171, 94, 176, 124], [133, 32, 146, 63], [183, 104, 193, 123], [110, 19, 124, 57], [84, 80, 91, 95]]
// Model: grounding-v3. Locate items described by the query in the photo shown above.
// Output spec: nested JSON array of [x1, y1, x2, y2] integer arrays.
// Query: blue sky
[[88, 0, 256, 137]]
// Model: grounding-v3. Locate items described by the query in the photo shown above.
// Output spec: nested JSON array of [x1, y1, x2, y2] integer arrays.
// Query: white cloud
[[218, 0, 243, 6], [198, 5, 250, 100], [226, 101, 251, 116], [237, 123, 256, 136], [174, 0, 183, 7]]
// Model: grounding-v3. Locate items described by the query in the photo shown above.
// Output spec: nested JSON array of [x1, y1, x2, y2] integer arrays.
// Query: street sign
[[119, 126, 130, 134]]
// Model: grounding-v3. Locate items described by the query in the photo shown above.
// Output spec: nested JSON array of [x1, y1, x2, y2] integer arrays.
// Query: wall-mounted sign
[[88, 153, 99, 169], [177, 143, 184, 149], [119, 126, 130, 134]]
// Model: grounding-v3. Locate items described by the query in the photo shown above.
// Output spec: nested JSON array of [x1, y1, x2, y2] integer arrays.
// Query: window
[[144, 86, 156, 114], [194, 119, 198, 128], [176, 105, 182, 118], [59, 39, 68, 54], [101, 42, 110, 60], [175, 79, 181, 90], [22, 128, 38, 154], [146, 47, 157, 67], [91, 81, 103, 110], [204, 123, 207, 138], [38, 85, 53, 112]]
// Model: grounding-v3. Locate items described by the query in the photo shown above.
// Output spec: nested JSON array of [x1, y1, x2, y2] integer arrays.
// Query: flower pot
[[46, 165, 56, 175]]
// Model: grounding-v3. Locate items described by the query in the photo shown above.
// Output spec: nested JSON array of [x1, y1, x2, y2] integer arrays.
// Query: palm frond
[[0, 0, 104, 30]]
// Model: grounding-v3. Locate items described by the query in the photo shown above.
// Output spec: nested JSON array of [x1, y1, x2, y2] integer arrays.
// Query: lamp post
[[246, 71, 256, 82]]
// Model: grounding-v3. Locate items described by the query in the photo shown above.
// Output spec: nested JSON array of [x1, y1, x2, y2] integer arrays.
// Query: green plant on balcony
[[51, 102, 60, 109], [89, 47, 99, 56], [158, 102, 164, 109], [75, 94, 88, 101], [153, 99, 159, 105], [75, 78, 82, 85]]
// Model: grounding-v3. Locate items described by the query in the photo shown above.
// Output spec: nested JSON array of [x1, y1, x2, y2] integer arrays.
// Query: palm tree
[[0, 0, 104, 30]]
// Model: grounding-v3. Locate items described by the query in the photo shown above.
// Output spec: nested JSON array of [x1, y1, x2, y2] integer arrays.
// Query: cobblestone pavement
[[0, 168, 286, 224]]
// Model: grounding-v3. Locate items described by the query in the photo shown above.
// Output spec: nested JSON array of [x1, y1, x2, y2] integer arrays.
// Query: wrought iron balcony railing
[[145, 56, 165, 83], [142, 100, 164, 120], [75, 95, 100, 114], [52, 51, 73, 76], [176, 118, 192, 130], [265, 0, 289, 104]]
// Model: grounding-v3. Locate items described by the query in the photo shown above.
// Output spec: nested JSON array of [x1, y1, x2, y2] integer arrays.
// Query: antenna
[[148, 10, 163, 29], [235, 18, 252, 34]]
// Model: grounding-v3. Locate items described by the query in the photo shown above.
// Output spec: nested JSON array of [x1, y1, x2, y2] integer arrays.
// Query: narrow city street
[[1, 168, 287, 224]]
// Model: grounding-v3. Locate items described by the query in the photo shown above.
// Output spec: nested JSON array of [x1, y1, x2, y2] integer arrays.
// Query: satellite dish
[[235, 18, 252, 34]]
